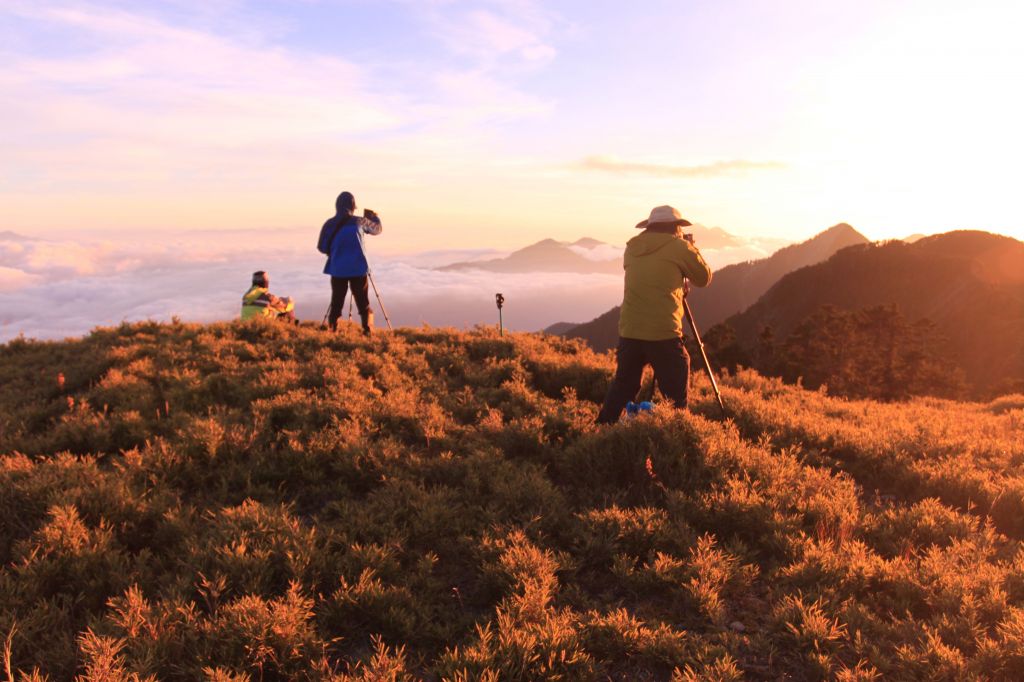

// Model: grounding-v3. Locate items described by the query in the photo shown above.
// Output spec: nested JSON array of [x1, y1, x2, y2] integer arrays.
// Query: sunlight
[[783, 1, 1024, 240]]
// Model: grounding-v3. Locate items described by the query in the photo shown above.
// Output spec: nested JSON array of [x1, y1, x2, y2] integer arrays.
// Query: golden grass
[[0, 319, 1022, 680]]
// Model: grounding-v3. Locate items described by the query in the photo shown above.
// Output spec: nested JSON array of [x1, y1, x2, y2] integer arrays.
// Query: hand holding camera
[[364, 208, 378, 220]]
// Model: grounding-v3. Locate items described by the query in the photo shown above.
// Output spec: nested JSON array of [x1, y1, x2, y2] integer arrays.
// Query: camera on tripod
[[495, 293, 505, 335]]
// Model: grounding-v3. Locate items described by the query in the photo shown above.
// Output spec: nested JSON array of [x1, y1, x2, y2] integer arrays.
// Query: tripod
[[683, 286, 726, 417], [631, 286, 726, 417], [320, 278, 387, 331]]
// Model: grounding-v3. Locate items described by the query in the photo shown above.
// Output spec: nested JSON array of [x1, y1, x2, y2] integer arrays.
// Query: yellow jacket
[[618, 231, 712, 340], [241, 286, 293, 320]]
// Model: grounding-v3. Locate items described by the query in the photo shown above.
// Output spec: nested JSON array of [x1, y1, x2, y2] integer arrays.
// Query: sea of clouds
[[0, 230, 785, 343], [0, 232, 623, 341]]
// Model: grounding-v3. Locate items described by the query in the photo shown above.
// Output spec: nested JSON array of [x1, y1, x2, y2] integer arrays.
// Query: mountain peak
[[437, 237, 621, 274], [527, 238, 566, 249], [818, 223, 866, 241]]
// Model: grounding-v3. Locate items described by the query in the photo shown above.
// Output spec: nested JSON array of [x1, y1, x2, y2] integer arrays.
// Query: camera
[[683, 233, 695, 245], [495, 293, 505, 309]]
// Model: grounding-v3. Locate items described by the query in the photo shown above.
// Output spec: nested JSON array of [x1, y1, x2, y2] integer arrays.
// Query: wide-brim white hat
[[636, 205, 692, 229]]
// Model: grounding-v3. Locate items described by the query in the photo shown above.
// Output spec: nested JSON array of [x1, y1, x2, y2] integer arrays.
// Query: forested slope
[[726, 230, 1024, 395], [1, 321, 1023, 680]]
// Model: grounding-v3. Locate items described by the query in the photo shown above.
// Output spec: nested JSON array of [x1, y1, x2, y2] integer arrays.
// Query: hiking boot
[[361, 309, 374, 336]]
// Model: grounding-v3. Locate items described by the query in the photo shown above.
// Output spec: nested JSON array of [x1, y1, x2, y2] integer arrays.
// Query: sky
[[2, 0, 1024, 341], [3, 0, 1023, 252]]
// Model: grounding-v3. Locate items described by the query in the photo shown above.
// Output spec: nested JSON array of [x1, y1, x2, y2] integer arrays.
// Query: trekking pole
[[347, 295, 353, 323], [683, 296, 726, 417], [367, 273, 393, 331], [495, 293, 505, 336], [320, 302, 331, 329]]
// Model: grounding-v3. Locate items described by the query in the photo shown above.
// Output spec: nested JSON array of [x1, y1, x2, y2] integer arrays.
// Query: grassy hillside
[[2, 321, 1023, 680]]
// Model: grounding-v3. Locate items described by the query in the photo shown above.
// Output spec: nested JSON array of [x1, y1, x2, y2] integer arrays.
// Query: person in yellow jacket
[[241, 271, 297, 323], [596, 206, 712, 424]]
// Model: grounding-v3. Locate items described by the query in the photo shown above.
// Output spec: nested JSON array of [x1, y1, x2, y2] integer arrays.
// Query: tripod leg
[[683, 298, 726, 417], [368, 273, 393, 331]]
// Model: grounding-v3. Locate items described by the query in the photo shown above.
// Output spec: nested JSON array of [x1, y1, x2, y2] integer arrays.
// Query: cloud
[[698, 242, 790, 269], [356, 262, 621, 331], [0, 236, 246, 282], [0, 234, 623, 341], [567, 243, 623, 262], [0, 0, 561, 195], [399, 1, 560, 127], [0, 228, 805, 342], [2, 3, 399, 149], [432, 69, 550, 122], [0, 266, 42, 292], [393, 247, 509, 268], [578, 156, 786, 178], [414, 1, 559, 65]]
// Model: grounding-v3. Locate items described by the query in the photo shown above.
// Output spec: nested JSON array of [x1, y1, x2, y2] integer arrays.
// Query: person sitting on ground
[[596, 205, 712, 424], [317, 191, 383, 335], [241, 271, 297, 323]]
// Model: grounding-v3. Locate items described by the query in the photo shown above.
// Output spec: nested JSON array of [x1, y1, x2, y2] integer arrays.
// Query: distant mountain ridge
[[683, 224, 743, 249], [687, 222, 869, 328], [726, 230, 1024, 394], [438, 238, 622, 274], [437, 224, 748, 275], [560, 223, 870, 352], [0, 230, 35, 241]]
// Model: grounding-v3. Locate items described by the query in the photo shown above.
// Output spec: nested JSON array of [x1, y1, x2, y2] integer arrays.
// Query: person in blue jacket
[[317, 191, 383, 334]]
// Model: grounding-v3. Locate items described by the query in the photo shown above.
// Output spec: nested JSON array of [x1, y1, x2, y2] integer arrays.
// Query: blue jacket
[[317, 213, 383, 277]]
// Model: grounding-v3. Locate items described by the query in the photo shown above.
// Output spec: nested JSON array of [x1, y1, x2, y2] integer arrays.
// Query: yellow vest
[[618, 232, 712, 340], [241, 286, 274, 320]]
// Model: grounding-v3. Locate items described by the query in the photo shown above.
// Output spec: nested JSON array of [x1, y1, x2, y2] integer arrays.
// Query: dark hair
[[335, 192, 356, 215], [252, 271, 268, 287]]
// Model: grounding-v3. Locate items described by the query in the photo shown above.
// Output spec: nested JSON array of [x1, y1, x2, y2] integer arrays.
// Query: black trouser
[[328, 276, 371, 329], [596, 336, 690, 424]]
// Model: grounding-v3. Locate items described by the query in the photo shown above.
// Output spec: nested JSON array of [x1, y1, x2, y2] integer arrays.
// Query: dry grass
[[0, 319, 1022, 680]]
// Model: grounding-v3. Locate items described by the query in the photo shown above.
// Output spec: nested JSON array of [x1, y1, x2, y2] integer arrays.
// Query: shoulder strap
[[326, 216, 351, 253]]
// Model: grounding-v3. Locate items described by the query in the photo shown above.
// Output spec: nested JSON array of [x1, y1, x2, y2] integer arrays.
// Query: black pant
[[329, 276, 371, 329], [596, 336, 690, 424]]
